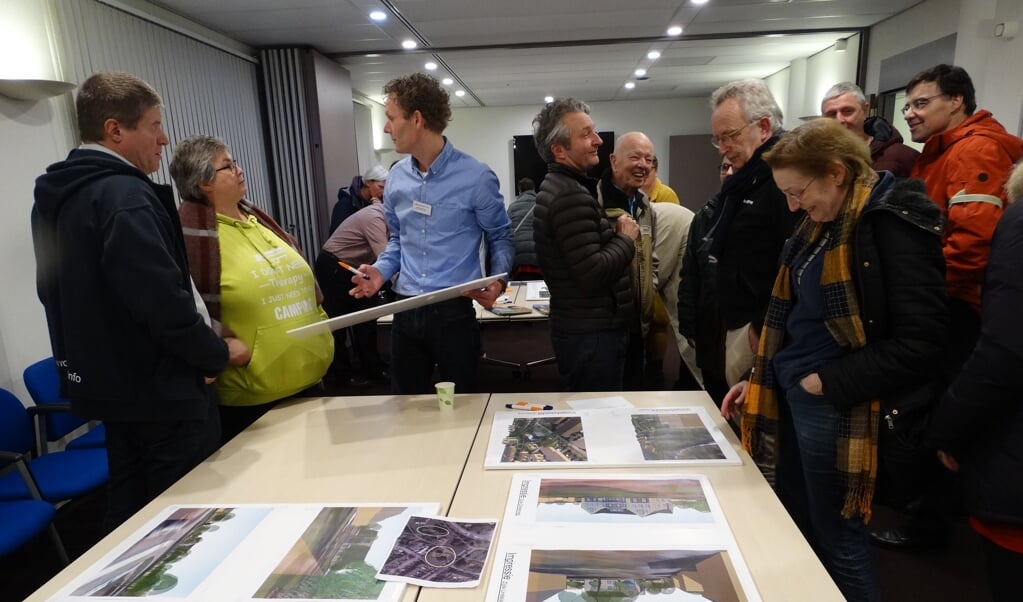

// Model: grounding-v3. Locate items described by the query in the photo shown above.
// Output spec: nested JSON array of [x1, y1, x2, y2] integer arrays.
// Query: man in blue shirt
[[351, 73, 513, 394]]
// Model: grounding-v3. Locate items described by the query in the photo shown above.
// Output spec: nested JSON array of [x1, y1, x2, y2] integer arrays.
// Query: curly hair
[[76, 72, 162, 143], [763, 118, 873, 184], [383, 73, 451, 133], [532, 98, 591, 163]]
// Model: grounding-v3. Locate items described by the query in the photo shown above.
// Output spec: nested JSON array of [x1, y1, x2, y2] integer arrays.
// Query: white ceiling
[[150, 0, 923, 107]]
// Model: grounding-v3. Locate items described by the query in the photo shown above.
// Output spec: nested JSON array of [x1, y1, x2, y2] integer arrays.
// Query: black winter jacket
[[815, 175, 948, 419], [508, 190, 538, 268], [928, 198, 1023, 525], [32, 149, 228, 421], [534, 163, 635, 334], [678, 135, 798, 374]]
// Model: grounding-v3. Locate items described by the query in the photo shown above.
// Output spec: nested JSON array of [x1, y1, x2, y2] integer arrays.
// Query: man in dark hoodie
[[328, 164, 388, 234], [32, 72, 233, 531], [821, 81, 919, 177]]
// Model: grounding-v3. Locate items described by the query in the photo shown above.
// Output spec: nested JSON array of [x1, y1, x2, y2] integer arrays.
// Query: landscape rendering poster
[[50, 503, 438, 601], [376, 515, 498, 588], [484, 407, 741, 469], [486, 474, 761, 602]]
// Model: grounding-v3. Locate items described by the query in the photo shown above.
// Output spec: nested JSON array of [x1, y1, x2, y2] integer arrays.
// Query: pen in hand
[[338, 260, 371, 280]]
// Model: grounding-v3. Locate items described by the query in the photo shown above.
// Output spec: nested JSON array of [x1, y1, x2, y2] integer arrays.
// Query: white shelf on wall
[[0, 79, 75, 101]]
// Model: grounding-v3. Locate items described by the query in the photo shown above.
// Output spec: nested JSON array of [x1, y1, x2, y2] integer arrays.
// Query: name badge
[[412, 200, 432, 216], [640, 225, 652, 237]]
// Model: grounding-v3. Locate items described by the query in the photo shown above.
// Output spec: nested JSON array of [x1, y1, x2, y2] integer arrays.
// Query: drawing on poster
[[56, 504, 436, 601], [535, 477, 713, 525], [70, 506, 271, 597], [500, 416, 587, 463], [377, 515, 497, 587], [485, 407, 741, 469], [253, 506, 417, 599], [524, 548, 748, 602], [631, 413, 726, 461]]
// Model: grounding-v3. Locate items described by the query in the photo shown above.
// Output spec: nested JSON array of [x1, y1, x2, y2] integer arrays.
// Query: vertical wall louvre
[[50, 0, 271, 215], [259, 49, 320, 261]]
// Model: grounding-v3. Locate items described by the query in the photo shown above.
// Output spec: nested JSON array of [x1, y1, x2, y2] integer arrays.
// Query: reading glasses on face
[[215, 160, 242, 174], [901, 94, 945, 114], [710, 121, 754, 149]]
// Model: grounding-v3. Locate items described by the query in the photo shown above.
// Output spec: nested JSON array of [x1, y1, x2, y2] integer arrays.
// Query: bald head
[[610, 131, 654, 195]]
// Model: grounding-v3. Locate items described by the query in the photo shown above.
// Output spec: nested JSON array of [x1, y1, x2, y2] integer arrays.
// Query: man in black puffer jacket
[[532, 98, 638, 391]]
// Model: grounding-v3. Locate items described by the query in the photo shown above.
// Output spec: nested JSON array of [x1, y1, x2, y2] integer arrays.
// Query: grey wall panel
[[51, 0, 271, 213]]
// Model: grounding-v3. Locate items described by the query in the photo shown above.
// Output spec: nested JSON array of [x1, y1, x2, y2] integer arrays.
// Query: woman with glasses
[[170, 135, 333, 443], [722, 118, 948, 601]]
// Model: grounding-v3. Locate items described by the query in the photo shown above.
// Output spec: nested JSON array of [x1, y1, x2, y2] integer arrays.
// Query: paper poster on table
[[484, 406, 741, 469], [485, 474, 761, 602], [287, 273, 506, 338], [49, 503, 437, 601], [375, 515, 497, 588]]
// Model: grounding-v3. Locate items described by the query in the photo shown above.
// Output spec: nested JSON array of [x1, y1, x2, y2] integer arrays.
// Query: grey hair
[[169, 135, 228, 201], [710, 79, 784, 134], [821, 82, 867, 109], [1007, 161, 1023, 203], [532, 98, 591, 163]]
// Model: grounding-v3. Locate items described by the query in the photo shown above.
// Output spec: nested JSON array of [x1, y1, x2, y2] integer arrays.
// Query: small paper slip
[[376, 515, 498, 588], [488, 305, 532, 316], [567, 395, 635, 410], [524, 281, 550, 301]]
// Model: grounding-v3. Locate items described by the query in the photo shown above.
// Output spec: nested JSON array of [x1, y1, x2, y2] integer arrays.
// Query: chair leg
[[47, 523, 69, 566]]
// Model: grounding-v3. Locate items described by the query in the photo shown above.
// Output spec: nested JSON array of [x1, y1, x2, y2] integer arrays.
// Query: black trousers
[[102, 388, 219, 532], [314, 251, 383, 377], [390, 296, 480, 394]]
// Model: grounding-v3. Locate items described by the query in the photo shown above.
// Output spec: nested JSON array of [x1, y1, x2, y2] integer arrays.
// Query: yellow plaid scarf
[[741, 175, 880, 522]]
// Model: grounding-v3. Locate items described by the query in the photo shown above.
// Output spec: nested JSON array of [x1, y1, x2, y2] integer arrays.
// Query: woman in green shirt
[[170, 135, 334, 443]]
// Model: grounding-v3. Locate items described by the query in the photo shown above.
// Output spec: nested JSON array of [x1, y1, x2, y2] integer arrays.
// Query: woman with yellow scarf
[[721, 118, 948, 601]]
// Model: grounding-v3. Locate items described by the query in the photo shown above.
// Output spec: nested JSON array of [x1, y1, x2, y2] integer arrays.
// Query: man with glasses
[[678, 79, 799, 406], [821, 81, 918, 177], [871, 64, 1023, 550]]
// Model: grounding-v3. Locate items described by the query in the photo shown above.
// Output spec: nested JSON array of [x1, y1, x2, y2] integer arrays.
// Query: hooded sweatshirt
[[32, 148, 227, 421], [910, 110, 1023, 311]]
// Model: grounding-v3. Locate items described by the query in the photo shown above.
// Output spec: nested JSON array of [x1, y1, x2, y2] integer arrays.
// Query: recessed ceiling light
[[766, 34, 785, 38], [544, 95, 554, 103], [425, 62, 437, 70], [691, 0, 709, 5], [455, 90, 466, 97], [364, 53, 380, 58], [667, 25, 683, 36], [401, 39, 417, 49], [369, 10, 386, 21], [442, 77, 454, 85], [634, 68, 647, 77], [647, 50, 661, 60], [624, 82, 636, 90]]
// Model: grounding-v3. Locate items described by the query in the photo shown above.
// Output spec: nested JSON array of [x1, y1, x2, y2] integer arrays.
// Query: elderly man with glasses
[[678, 79, 800, 406]]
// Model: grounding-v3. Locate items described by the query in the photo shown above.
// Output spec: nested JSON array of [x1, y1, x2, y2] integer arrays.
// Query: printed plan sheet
[[49, 503, 438, 601], [486, 473, 761, 602], [484, 407, 742, 469]]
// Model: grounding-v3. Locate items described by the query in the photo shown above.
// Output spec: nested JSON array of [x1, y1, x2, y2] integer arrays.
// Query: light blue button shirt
[[374, 139, 513, 296]]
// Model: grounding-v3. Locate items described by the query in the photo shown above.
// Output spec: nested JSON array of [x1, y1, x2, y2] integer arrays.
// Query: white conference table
[[28, 390, 841, 601], [25, 393, 491, 602], [422, 391, 844, 602]]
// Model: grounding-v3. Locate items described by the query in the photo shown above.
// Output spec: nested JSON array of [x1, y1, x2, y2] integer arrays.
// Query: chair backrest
[[23, 357, 85, 440], [0, 389, 36, 456]]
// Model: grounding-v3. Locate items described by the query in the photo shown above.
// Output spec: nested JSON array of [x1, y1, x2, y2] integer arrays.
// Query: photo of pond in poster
[[535, 477, 713, 525]]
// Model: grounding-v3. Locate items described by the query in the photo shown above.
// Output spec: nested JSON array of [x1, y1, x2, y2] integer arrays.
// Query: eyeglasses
[[719, 162, 733, 174], [901, 94, 946, 114], [785, 176, 816, 202], [711, 122, 754, 149], [215, 160, 242, 175]]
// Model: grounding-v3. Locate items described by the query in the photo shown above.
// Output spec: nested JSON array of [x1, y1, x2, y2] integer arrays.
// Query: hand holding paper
[[464, 278, 504, 309]]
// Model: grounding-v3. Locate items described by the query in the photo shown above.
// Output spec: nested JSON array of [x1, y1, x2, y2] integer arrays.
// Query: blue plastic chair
[[0, 452, 68, 565], [0, 388, 108, 504], [23, 357, 105, 454]]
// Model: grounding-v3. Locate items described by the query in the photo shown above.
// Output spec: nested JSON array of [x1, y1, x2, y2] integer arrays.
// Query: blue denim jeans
[[550, 328, 628, 392], [776, 383, 881, 602], [390, 296, 480, 394]]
